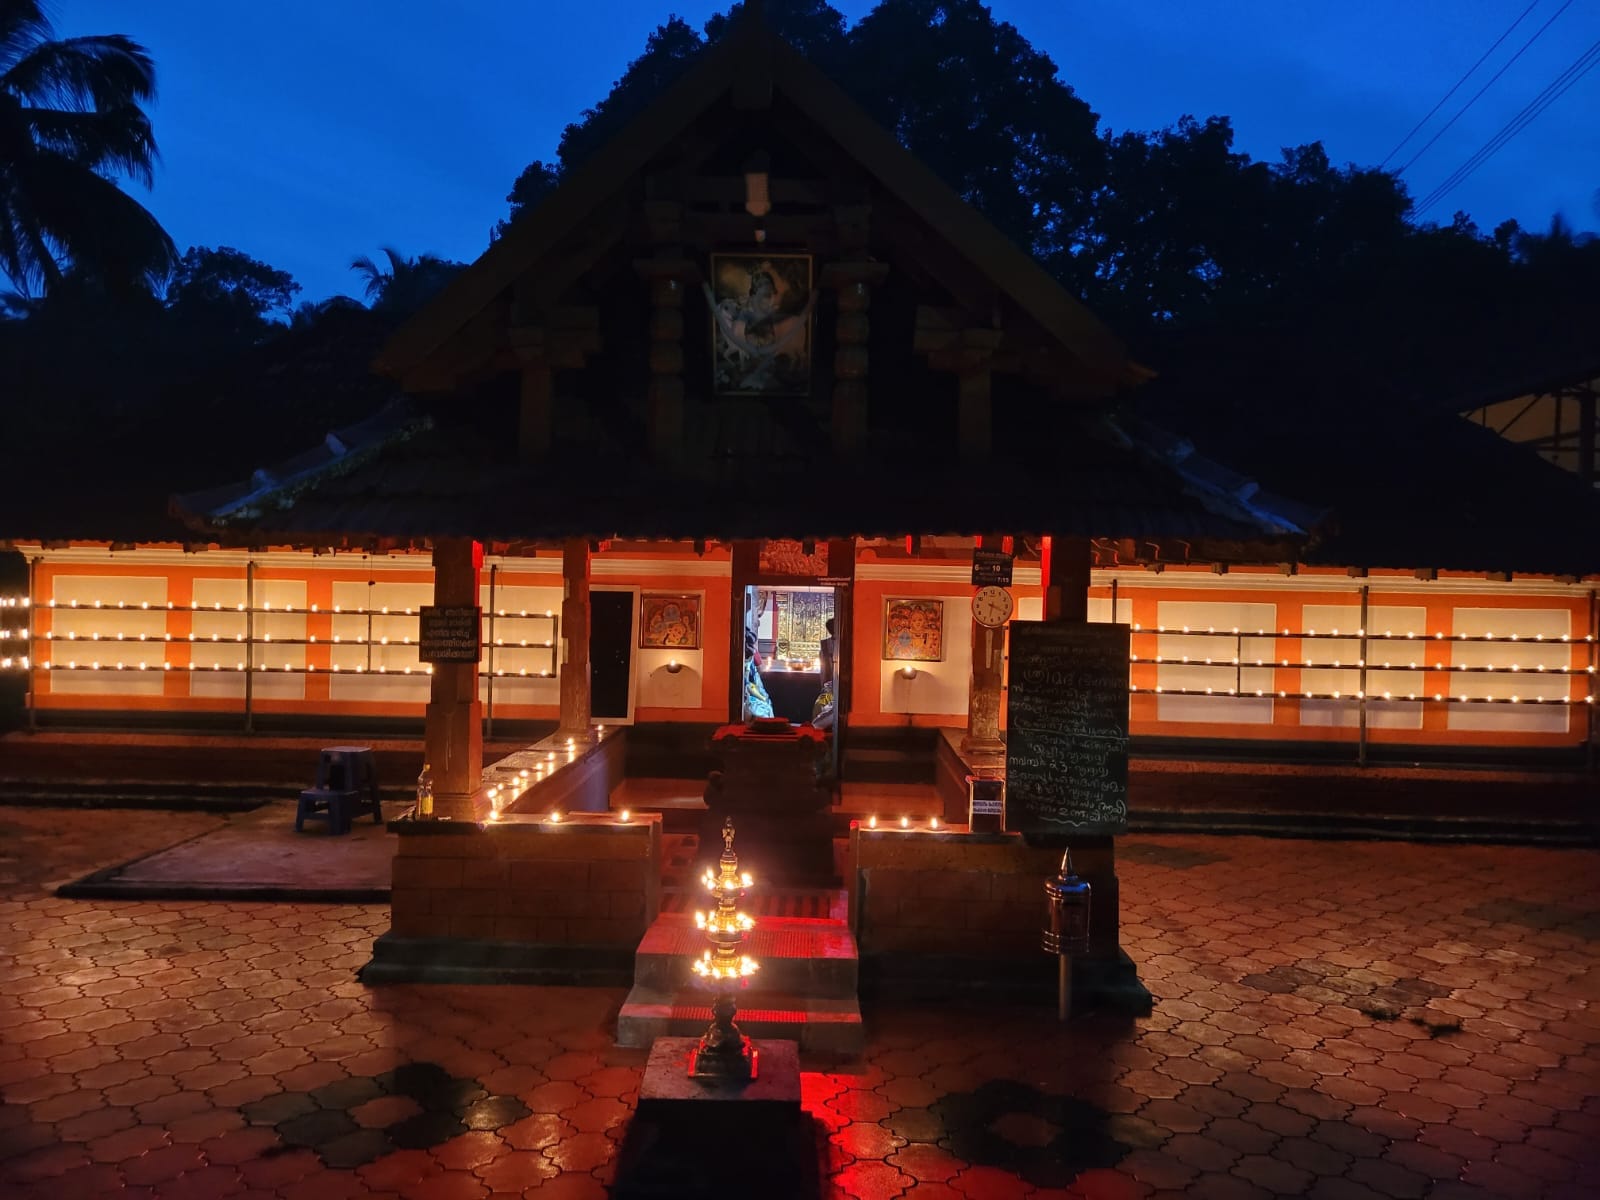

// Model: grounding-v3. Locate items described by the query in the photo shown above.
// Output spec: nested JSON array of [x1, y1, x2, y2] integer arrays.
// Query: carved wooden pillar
[[509, 307, 599, 460], [963, 533, 1006, 752], [518, 360, 552, 462], [558, 538, 591, 736], [424, 537, 483, 818], [637, 203, 693, 464], [956, 331, 1003, 463], [922, 316, 1005, 463], [637, 265, 693, 462], [820, 257, 888, 459]]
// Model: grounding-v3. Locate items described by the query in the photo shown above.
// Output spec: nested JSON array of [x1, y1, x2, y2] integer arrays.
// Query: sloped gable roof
[[375, 13, 1133, 385]]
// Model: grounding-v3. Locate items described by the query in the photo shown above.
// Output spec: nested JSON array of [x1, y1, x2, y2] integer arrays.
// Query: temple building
[[3, 9, 1600, 1027]]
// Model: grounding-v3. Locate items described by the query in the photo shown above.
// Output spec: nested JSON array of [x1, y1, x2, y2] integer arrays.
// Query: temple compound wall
[[5, 541, 1596, 758]]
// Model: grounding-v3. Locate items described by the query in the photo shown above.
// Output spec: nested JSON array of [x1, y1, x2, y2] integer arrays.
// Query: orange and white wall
[[6, 542, 1596, 753]]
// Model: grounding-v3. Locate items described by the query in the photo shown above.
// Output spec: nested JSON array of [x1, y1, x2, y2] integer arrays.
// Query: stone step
[[632, 914, 858, 997], [616, 987, 863, 1055]]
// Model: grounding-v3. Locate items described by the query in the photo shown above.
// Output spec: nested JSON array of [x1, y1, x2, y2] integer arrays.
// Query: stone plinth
[[637, 1036, 800, 1117], [846, 821, 1150, 1013], [615, 1037, 812, 1200], [362, 810, 661, 986]]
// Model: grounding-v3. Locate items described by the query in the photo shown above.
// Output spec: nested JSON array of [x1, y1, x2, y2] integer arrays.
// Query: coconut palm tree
[[0, 0, 175, 294], [350, 247, 464, 316]]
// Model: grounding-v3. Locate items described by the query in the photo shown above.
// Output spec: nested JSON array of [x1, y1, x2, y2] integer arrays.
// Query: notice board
[[970, 548, 1014, 587], [419, 605, 482, 664], [1004, 621, 1130, 835]]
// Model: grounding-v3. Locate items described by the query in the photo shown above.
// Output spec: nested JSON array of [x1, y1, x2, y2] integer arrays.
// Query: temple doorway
[[744, 584, 836, 725], [589, 587, 636, 723]]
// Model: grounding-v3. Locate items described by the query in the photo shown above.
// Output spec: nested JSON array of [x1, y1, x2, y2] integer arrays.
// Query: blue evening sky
[[61, 1, 1600, 303]]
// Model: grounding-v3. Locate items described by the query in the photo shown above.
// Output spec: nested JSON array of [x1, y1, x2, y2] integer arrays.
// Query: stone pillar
[[424, 537, 483, 819], [558, 538, 591, 736], [963, 534, 1005, 752]]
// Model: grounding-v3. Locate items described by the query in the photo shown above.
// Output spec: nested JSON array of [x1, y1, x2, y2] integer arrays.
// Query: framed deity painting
[[882, 598, 944, 662], [706, 253, 816, 396], [640, 593, 701, 649]]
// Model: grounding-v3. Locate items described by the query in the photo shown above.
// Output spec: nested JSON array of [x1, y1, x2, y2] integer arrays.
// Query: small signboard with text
[[971, 548, 1014, 587], [1004, 621, 1130, 836], [419, 605, 482, 664]]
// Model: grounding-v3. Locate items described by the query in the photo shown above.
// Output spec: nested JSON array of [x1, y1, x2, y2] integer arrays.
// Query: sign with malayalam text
[[971, 548, 1014, 587], [419, 605, 482, 664], [1004, 621, 1130, 836]]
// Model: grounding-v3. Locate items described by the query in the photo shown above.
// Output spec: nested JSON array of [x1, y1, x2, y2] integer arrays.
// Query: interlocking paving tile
[[1, 810, 1599, 1198]]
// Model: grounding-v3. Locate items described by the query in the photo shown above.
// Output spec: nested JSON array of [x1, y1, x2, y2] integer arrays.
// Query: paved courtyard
[[1, 806, 1596, 1199]]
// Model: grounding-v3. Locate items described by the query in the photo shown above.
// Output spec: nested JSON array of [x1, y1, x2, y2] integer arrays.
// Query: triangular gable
[[375, 16, 1135, 385]]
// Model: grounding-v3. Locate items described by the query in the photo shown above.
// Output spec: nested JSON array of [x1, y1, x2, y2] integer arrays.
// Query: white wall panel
[[1154, 601, 1275, 724], [1448, 608, 1572, 734]]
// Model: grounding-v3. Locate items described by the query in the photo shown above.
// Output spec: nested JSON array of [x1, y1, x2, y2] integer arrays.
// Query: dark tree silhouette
[[350, 247, 466, 316], [492, 159, 563, 241], [165, 245, 301, 340], [0, 0, 175, 294]]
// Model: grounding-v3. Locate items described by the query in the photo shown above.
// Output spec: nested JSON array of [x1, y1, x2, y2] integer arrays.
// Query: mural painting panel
[[639, 593, 701, 649], [883, 598, 944, 662], [706, 253, 815, 396]]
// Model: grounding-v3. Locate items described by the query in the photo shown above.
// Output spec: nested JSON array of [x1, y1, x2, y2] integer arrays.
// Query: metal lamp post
[[1043, 848, 1091, 1020]]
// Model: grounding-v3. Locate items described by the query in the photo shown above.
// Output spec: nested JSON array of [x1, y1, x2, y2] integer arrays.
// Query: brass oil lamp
[[689, 816, 760, 1080]]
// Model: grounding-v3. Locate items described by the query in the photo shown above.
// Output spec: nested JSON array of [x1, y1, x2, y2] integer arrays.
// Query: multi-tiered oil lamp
[[689, 816, 760, 1080]]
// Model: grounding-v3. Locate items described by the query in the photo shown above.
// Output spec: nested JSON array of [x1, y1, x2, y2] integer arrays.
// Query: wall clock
[[972, 585, 1014, 628]]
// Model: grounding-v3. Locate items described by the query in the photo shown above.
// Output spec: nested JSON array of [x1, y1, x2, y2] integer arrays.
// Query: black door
[[589, 591, 634, 721]]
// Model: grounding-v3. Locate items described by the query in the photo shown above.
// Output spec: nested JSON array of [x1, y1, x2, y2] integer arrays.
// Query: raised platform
[[617, 914, 863, 1054], [615, 1036, 813, 1200], [637, 1036, 801, 1115]]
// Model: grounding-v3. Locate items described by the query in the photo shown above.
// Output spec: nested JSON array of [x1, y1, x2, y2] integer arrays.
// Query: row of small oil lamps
[[484, 730, 624, 823], [865, 815, 943, 830]]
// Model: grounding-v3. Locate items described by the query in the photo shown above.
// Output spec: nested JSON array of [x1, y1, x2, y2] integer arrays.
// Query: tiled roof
[[172, 403, 1310, 550]]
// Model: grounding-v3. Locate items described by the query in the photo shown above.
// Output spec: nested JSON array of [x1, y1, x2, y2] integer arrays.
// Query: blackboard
[[1004, 621, 1130, 835], [419, 605, 482, 663]]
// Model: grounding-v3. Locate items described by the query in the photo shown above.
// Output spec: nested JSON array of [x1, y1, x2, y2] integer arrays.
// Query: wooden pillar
[[636, 207, 691, 465], [821, 256, 888, 459], [1579, 387, 1597, 486], [558, 538, 591, 736], [1044, 535, 1092, 622], [518, 361, 552, 461], [963, 534, 1005, 752], [424, 537, 483, 819], [958, 364, 992, 463]]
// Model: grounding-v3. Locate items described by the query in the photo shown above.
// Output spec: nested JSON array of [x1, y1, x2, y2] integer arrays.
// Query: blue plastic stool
[[296, 785, 357, 834], [296, 746, 381, 834]]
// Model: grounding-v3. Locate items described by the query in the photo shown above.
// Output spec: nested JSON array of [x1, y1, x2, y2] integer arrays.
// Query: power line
[[1380, 0, 1540, 169], [1416, 36, 1600, 216], [1395, 0, 1574, 177]]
